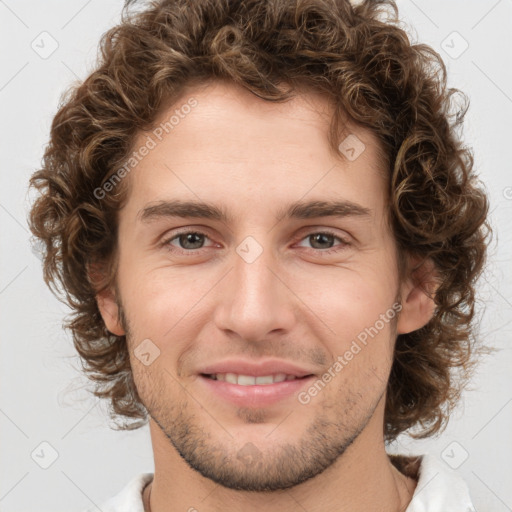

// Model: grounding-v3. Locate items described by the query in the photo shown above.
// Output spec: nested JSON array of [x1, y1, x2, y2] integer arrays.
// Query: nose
[[213, 242, 297, 343]]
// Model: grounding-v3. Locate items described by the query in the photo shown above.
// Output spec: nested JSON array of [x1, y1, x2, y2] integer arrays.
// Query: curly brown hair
[[28, 0, 490, 441]]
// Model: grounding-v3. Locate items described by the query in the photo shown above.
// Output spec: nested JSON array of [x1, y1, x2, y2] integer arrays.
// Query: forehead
[[148, 79, 383, 158], [123, 80, 388, 220]]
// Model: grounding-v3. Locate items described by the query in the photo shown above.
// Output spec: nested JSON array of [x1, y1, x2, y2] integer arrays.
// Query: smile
[[199, 373, 315, 407], [204, 373, 304, 385]]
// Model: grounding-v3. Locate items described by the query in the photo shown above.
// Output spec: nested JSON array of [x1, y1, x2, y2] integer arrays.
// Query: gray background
[[1, 1, 511, 510]]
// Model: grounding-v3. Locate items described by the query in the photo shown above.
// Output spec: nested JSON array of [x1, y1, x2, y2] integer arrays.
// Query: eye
[[295, 231, 350, 254], [160, 229, 350, 256], [162, 230, 215, 253]]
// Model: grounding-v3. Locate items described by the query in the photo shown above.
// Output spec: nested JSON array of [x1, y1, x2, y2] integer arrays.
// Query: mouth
[[201, 372, 313, 385], [198, 372, 316, 407]]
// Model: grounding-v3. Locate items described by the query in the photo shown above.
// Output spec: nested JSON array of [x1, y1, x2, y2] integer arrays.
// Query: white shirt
[[85, 452, 476, 512]]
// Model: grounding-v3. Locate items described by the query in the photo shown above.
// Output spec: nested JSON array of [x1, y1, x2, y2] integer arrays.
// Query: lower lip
[[198, 375, 315, 407]]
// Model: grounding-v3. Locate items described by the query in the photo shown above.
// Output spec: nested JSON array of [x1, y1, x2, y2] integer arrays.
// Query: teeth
[[211, 373, 297, 385], [256, 375, 274, 385], [238, 375, 256, 386], [225, 373, 237, 384]]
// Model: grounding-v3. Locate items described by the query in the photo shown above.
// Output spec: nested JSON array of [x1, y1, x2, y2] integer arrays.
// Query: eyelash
[[160, 229, 351, 256]]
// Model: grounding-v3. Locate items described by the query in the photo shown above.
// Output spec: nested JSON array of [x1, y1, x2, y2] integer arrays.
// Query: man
[[29, 0, 489, 510]]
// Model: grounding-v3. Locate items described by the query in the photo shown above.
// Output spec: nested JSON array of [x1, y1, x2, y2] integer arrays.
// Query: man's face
[[102, 80, 410, 491]]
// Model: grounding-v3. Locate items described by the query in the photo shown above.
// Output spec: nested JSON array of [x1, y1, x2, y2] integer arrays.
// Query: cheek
[[295, 265, 399, 380], [301, 266, 397, 332], [313, 288, 397, 402], [118, 265, 209, 353]]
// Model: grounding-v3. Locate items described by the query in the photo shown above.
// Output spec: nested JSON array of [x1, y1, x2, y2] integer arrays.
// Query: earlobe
[[396, 258, 439, 335], [96, 289, 126, 336], [88, 262, 126, 336]]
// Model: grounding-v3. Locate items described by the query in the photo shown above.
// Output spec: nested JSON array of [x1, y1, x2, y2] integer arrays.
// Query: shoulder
[[82, 473, 154, 512], [389, 452, 476, 512]]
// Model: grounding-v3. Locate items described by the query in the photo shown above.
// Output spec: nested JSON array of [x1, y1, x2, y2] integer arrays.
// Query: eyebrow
[[138, 199, 371, 225]]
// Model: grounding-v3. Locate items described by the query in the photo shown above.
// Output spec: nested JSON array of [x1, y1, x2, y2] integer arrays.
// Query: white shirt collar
[[403, 453, 475, 512]]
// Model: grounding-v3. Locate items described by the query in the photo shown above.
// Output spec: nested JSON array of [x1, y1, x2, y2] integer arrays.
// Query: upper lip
[[198, 358, 316, 378]]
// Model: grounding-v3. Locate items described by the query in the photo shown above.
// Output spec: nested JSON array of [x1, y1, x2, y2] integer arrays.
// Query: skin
[[97, 79, 436, 512]]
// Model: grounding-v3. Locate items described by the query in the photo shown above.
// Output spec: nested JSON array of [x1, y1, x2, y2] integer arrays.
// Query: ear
[[88, 263, 126, 336], [397, 256, 439, 335]]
